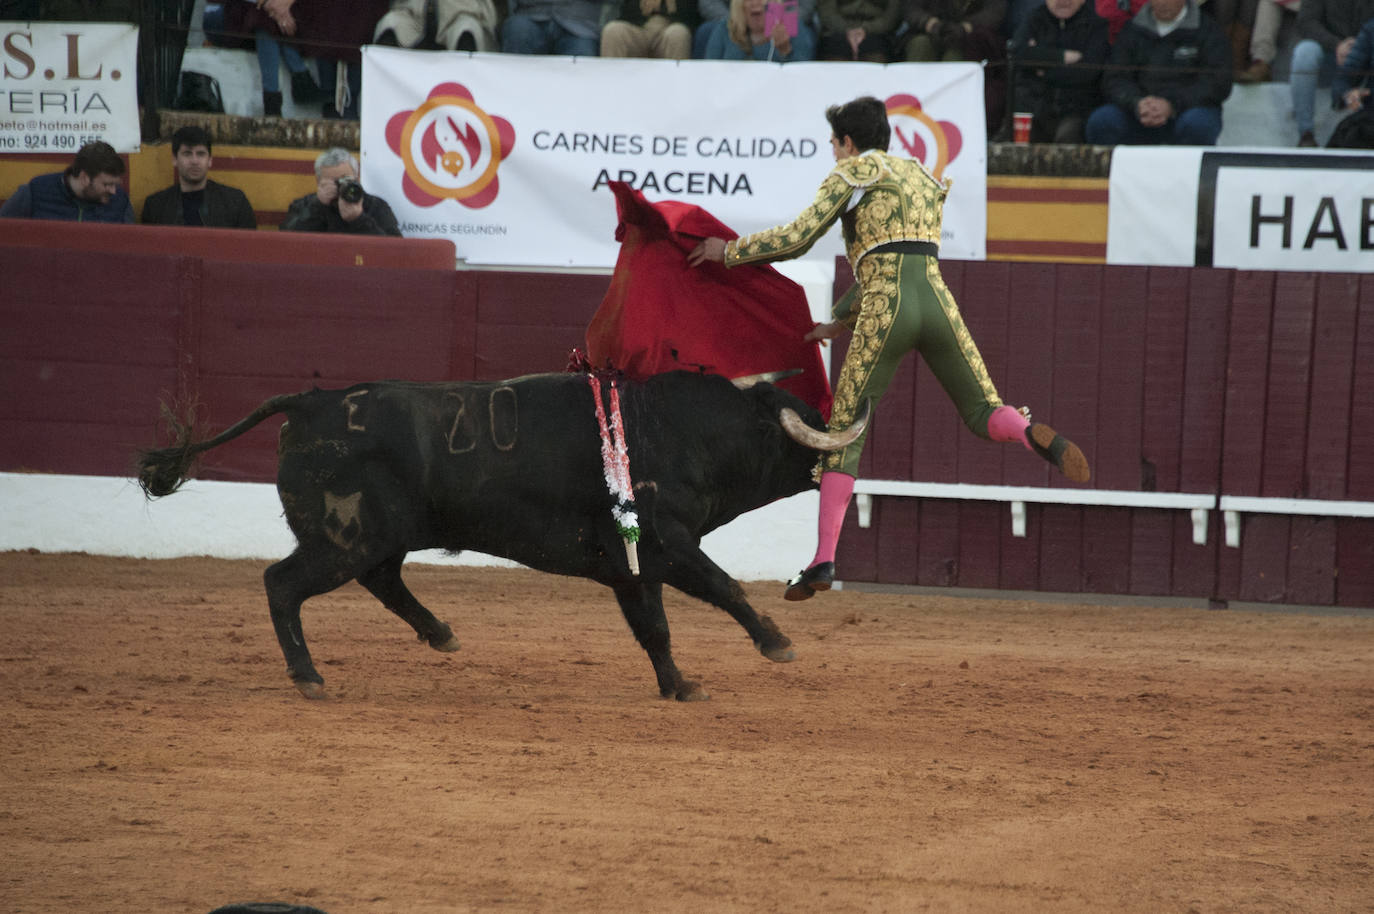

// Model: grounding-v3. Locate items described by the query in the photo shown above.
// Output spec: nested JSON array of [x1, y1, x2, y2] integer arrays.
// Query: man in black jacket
[[141, 126, 257, 229], [1083, 0, 1232, 144], [1009, 0, 1111, 143], [281, 147, 402, 236]]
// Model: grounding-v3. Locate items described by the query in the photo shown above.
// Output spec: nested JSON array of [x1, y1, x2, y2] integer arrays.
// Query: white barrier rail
[[852, 481, 1217, 545], [856, 483, 1374, 549], [1218, 495, 1374, 548]]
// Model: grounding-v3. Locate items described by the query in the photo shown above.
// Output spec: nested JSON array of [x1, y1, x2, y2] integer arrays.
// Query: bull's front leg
[[612, 581, 707, 701], [659, 534, 796, 663]]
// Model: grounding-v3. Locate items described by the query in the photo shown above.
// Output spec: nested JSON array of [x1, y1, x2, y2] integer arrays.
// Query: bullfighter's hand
[[1344, 87, 1369, 111], [687, 237, 726, 267], [805, 321, 846, 343]]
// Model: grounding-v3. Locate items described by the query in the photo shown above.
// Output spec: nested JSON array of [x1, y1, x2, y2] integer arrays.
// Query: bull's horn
[[731, 368, 803, 389], [780, 402, 872, 451]]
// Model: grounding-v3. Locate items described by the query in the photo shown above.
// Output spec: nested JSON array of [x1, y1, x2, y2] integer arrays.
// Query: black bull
[[138, 371, 867, 701]]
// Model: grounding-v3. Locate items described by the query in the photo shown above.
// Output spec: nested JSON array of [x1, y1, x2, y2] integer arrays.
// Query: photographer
[[281, 148, 402, 236]]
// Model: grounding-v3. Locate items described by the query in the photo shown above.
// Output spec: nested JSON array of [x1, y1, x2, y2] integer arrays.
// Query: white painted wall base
[[0, 472, 818, 581]]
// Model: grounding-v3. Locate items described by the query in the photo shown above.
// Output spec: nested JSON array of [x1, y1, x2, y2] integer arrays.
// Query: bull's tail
[[136, 393, 304, 498]]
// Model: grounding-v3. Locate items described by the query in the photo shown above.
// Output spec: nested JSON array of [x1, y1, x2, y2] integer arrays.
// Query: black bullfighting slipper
[[1027, 423, 1091, 483], [784, 561, 835, 601]]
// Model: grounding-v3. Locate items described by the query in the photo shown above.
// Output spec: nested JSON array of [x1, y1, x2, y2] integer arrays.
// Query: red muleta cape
[[585, 182, 832, 420]]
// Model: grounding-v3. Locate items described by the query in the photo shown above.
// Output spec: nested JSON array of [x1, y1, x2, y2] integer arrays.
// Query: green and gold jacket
[[723, 149, 950, 275]]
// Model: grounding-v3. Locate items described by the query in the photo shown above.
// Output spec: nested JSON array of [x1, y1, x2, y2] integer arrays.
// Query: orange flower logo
[[385, 82, 516, 209], [885, 93, 963, 180]]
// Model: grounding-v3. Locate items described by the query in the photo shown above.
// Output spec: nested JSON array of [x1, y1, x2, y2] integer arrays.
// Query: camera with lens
[[336, 176, 364, 204]]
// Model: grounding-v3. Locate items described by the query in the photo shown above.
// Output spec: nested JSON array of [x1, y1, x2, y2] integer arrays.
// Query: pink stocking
[[987, 404, 1032, 451], [811, 471, 855, 567]]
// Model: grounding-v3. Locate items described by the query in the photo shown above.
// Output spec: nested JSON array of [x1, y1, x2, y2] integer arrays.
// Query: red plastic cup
[[1013, 112, 1032, 144]]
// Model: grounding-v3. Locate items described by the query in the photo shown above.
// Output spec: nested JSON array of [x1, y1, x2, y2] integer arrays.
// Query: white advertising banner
[[0, 21, 140, 153], [359, 48, 987, 268], [1106, 146, 1374, 273]]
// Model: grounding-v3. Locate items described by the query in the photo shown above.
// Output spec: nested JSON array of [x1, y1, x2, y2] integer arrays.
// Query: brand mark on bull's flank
[[323, 491, 362, 549], [343, 389, 369, 432]]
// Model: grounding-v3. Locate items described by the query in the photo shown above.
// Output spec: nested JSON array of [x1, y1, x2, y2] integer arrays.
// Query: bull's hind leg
[[659, 532, 795, 664], [612, 581, 707, 701], [356, 554, 460, 652], [264, 549, 358, 699]]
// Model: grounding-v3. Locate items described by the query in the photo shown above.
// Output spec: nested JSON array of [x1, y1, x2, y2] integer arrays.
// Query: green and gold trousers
[[824, 252, 1005, 476]]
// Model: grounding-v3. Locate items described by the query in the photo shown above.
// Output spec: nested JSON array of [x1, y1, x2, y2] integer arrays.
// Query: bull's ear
[[731, 368, 803, 389], [779, 401, 871, 451]]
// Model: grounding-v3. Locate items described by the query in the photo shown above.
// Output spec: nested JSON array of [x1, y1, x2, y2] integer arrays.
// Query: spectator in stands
[[1290, 0, 1374, 146], [278, 0, 390, 119], [281, 148, 402, 236], [1005, 0, 1043, 36], [1210, 0, 1261, 74], [1084, 0, 1233, 144], [1010, 0, 1111, 142], [601, 0, 700, 57], [904, 0, 1011, 131], [1236, 0, 1299, 82], [500, 0, 604, 54], [703, 0, 820, 58], [1096, 0, 1147, 41], [695, 0, 731, 54], [816, 0, 903, 60], [1326, 13, 1374, 143], [222, 0, 326, 117], [375, 0, 499, 52], [0, 141, 134, 223], [140, 126, 257, 229], [687, 96, 1090, 602]]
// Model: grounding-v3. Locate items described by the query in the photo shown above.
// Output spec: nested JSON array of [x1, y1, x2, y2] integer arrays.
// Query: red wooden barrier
[[0, 218, 456, 270], [3, 232, 1370, 606]]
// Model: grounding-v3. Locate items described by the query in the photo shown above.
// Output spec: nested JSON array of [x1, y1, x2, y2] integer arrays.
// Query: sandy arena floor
[[0, 551, 1370, 913]]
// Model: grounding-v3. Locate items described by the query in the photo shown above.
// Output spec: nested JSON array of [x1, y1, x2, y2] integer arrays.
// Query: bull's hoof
[[294, 680, 328, 700], [429, 634, 461, 653], [675, 681, 710, 702], [761, 644, 796, 663]]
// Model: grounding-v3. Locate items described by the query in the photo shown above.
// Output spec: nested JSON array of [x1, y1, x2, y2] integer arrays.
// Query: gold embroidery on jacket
[[726, 151, 949, 271]]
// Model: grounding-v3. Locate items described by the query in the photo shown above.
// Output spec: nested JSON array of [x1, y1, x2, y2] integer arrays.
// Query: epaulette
[[831, 154, 887, 189]]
